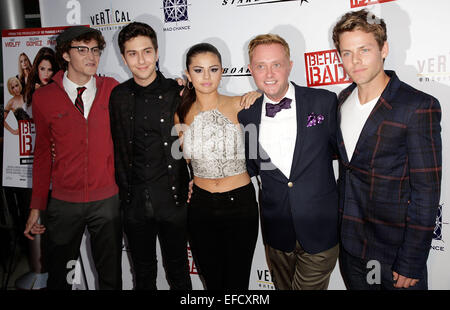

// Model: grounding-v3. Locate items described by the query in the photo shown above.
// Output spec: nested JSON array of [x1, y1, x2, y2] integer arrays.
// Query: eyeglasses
[[70, 46, 102, 56]]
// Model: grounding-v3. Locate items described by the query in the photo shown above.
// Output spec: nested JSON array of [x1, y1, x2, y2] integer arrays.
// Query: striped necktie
[[75, 86, 86, 116]]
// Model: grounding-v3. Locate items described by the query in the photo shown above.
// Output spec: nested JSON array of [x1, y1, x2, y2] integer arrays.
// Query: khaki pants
[[267, 242, 339, 290]]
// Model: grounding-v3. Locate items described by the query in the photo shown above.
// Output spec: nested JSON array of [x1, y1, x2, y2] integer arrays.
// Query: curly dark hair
[[55, 31, 106, 71]]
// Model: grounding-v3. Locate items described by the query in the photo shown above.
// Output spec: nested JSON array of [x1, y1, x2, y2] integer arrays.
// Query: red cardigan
[[30, 70, 119, 210]]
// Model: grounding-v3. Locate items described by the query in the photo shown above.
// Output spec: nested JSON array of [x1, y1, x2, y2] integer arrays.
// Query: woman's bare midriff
[[193, 172, 251, 193]]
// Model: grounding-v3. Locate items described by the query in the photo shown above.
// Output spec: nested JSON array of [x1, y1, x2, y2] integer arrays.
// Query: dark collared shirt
[[131, 75, 168, 185]]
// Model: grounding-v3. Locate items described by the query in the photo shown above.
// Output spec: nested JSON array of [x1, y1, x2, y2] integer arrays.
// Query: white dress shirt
[[259, 82, 297, 178], [340, 87, 379, 161], [63, 71, 97, 119]]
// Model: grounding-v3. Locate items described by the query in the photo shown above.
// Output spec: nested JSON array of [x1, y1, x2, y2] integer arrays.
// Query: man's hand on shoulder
[[176, 77, 187, 96]]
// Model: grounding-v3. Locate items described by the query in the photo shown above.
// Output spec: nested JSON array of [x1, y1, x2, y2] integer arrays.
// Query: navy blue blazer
[[238, 82, 339, 253], [337, 71, 442, 279]]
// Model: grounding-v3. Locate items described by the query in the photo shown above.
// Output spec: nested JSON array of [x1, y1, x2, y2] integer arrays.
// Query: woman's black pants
[[188, 183, 259, 290]]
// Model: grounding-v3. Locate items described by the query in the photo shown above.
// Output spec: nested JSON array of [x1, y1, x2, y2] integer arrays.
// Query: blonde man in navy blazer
[[238, 34, 339, 290]]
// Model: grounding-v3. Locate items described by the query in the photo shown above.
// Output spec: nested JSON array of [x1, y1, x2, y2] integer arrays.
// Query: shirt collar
[[131, 71, 161, 94], [63, 71, 96, 93]]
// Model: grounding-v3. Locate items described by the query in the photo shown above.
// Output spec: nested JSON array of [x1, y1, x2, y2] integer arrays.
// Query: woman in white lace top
[[174, 43, 259, 290]]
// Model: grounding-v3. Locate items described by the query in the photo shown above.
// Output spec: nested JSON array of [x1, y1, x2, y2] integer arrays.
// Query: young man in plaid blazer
[[333, 10, 442, 290]]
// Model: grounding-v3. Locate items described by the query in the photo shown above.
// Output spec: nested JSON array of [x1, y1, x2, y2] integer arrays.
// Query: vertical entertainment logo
[[417, 53, 450, 83], [256, 269, 274, 289]]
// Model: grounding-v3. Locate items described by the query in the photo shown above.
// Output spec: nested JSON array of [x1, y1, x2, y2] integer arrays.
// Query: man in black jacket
[[109, 22, 191, 290]]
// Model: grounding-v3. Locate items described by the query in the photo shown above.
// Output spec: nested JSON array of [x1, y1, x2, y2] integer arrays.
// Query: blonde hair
[[332, 9, 387, 54], [18, 53, 31, 78], [7, 76, 22, 95], [248, 33, 290, 61]]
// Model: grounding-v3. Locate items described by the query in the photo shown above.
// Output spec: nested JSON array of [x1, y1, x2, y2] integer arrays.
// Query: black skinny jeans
[[46, 195, 122, 290], [123, 183, 192, 290], [188, 183, 259, 290]]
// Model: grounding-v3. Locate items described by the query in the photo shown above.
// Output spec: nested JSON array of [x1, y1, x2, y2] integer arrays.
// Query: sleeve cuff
[[30, 195, 49, 211]]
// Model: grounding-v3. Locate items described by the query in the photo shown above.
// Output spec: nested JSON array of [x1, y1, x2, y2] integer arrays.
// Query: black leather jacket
[[109, 71, 189, 206]]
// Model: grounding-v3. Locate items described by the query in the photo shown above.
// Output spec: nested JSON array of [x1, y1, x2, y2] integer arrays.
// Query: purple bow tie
[[265, 97, 292, 118]]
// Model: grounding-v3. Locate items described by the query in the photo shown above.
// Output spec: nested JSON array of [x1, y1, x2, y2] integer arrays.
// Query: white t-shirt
[[340, 87, 379, 161], [259, 83, 297, 178]]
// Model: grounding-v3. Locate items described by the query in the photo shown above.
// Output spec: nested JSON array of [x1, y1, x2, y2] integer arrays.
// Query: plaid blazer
[[337, 71, 442, 279]]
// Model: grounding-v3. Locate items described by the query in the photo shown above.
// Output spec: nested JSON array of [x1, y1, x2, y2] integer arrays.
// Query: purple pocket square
[[306, 113, 324, 127]]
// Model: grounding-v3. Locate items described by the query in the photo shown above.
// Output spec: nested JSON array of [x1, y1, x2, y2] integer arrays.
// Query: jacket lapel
[[337, 84, 356, 165], [289, 84, 308, 180], [349, 72, 399, 163], [253, 95, 289, 182], [351, 98, 391, 163]]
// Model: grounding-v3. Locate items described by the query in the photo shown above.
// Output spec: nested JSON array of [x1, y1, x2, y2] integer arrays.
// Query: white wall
[[39, 0, 450, 290]]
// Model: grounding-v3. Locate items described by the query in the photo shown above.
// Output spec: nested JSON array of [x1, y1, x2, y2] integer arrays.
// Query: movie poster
[[2, 26, 67, 188]]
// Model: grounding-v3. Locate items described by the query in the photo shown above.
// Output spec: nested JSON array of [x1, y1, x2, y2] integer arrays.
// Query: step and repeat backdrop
[[3, 0, 448, 289]]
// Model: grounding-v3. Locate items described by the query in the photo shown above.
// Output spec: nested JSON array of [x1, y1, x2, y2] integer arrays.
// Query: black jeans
[[46, 194, 122, 290], [339, 247, 428, 290], [188, 183, 259, 290], [123, 183, 191, 290]]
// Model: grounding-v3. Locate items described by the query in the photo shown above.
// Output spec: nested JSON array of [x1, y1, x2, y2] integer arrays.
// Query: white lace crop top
[[183, 109, 247, 179]]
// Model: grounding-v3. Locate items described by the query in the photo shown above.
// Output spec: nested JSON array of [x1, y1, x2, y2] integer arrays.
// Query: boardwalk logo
[[304, 49, 351, 87], [350, 0, 396, 8], [222, 65, 251, 77]]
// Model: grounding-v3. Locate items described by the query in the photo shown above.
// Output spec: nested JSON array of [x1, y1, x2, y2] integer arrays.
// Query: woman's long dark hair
[[176, 43, 222, 123], [24, 47, 59, 106]]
